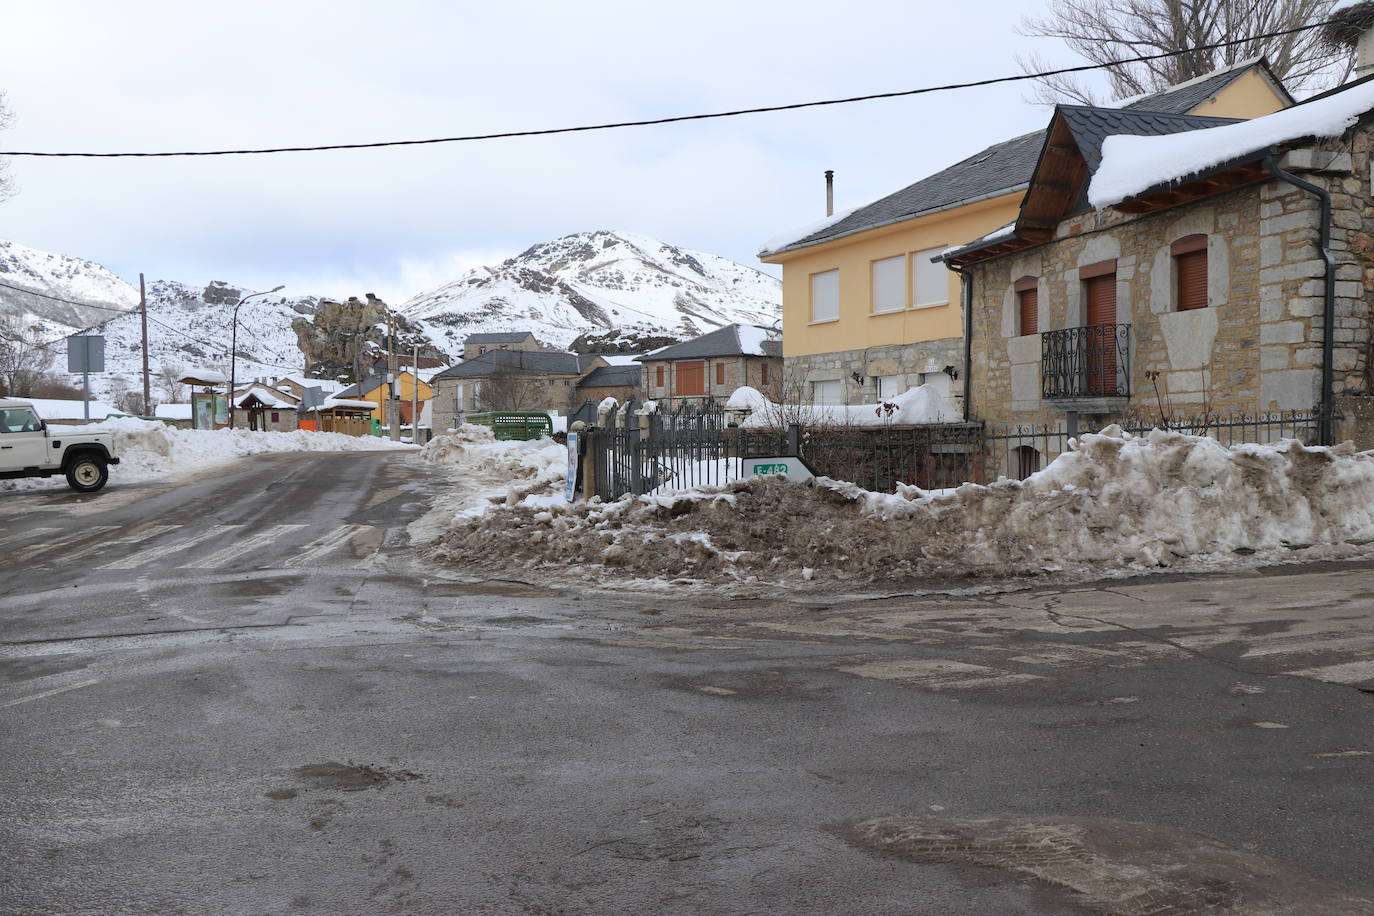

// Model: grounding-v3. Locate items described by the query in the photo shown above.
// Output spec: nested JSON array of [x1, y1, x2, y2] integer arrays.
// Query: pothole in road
[[838, 815, 1374, 915], [293, 762, 423, 792]]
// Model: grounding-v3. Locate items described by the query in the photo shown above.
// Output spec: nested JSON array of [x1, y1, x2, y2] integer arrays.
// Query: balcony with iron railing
[[1041, 324, 1131, 402]]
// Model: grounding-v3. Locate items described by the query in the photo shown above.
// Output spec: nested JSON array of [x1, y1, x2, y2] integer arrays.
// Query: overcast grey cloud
[[0, 0, 1080, 303]]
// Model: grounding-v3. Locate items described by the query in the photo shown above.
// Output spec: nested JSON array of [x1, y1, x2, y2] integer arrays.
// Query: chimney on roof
[[1325, 3, 1374, 80], [824, 170, 834, 217]]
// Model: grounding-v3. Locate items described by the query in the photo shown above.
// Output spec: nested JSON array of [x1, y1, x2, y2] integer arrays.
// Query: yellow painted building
[[339, 370, 433, 426], [760, 58, 1292, 410]]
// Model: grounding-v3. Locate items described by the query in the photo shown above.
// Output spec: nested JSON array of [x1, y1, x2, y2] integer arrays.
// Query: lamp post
[[228, 285, 285, 429]]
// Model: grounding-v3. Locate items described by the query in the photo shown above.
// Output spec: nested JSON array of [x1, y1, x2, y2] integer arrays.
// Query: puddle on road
[[294, 762, 422, 792]]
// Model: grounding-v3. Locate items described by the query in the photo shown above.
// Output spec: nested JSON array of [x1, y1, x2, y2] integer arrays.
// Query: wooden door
[[1084, 271, 1117, 395]]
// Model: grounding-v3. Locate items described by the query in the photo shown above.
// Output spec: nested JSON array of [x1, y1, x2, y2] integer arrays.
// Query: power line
[[0, 13, 1361, 160], [0, 279, 136, 313]]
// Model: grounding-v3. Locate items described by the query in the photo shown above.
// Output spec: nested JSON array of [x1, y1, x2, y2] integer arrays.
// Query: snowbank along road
[[4, 448, 1374, 914]]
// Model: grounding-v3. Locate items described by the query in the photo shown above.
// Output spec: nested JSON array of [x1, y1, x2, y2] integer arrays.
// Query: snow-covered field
[[419, 424, 1374, 591], [1, 417, 412, 491]]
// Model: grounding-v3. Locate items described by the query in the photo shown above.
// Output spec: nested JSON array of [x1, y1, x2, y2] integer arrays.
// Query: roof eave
[[760, 184, 1027, 260]]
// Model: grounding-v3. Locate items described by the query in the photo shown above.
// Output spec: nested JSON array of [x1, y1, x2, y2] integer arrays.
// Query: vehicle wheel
[[65, 456, 109, 493]]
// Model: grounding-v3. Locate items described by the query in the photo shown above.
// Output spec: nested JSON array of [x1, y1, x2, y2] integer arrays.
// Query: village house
[[574, 363, 643, 405], [462, 331, 541, 359], [230, 383, 300, 432], [429, 350, 607, 431], [637, 324, 782, 407], [941, 58, 1374, 473], [759, 59, 1293, 412], [334, 368, 434, 428]]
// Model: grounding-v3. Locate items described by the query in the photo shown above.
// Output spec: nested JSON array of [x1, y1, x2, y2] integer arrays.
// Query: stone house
[[942, 73, 1374, 471], [637, 324, 782, 407], [429, 350, 607, 432], [574, 364, 643, 406], [759, 59, 1292, 412], [462, 331, 540, 359], [230, 384, 300, 432]]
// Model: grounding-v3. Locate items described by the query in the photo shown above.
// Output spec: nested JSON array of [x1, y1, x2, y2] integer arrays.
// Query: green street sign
[[746, 456, 814, 482]]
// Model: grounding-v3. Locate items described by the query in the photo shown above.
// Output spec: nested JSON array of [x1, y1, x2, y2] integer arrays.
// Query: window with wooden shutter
[[715, 362, 725, 386], [1172, 234, 1208, 311], [761, 362, 769, 386], [655, 365, 664, 388], [1083, 265, 1117, 326], [676, 361, 705, 396], [1014, 276, 1038, 336]]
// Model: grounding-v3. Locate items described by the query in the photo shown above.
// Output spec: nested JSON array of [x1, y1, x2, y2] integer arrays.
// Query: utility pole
[[139, 273, 150, 415], [411, 341, 420, 444], [386, 312, 400, 441]]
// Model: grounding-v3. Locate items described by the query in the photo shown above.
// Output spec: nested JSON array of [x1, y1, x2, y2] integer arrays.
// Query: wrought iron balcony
[[1041, 324, 1131, 400]]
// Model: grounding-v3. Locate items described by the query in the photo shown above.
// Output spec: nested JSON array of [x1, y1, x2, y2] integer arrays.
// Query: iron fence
[[584, 400, 1327, 501]]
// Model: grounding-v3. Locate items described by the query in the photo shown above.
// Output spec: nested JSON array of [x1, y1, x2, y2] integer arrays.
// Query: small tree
[[0, 316, 53, 397], [477, 366, 548, 412], [157, 364, 187, 403]]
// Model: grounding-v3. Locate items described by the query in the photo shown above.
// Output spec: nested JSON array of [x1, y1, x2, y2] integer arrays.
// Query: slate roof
[[764, 59, 1283, 256], [1119, 57, 1292, 114], [577, 365, 643, 388], [1057, 106, 1240, 173], [464, 331, 535, 344], [635, 324, 782, 362], [433, 350, 601, 379], [334, 374, 384, 399]]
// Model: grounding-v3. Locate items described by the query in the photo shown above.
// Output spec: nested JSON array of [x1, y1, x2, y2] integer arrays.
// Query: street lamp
[[228, 285, 285, 429]]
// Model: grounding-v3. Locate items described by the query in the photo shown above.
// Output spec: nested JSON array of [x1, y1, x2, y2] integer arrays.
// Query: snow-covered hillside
[[92, 280, 323, 399], [0, 238, 139, 333], [401, 230, 781, 351], [1, 230, 781, 402], [0, 244, 323, 402]]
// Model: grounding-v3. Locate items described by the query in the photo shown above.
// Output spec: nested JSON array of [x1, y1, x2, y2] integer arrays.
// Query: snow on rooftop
[[736, 324, 778, 357], [320, 397, 376, 410], [181, 368, 227, 384], [1089, 79, 1374, 209], [600, 354, 643, 366], [758, 205, 860, 256]]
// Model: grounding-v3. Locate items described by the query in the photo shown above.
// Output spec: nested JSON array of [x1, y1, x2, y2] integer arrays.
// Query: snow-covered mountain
[[0, 238, 139, 333], [0, 245, 323, 402], [401, 230, 781, 351], [1, 229, 781, 403]]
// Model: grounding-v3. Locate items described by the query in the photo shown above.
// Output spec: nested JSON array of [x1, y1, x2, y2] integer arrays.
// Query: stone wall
[[781, 337, 964, 408], [966, 129, 1374, 444]]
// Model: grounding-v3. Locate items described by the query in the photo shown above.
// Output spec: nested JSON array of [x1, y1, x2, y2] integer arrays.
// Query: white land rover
[[0, 398, 121, 493]]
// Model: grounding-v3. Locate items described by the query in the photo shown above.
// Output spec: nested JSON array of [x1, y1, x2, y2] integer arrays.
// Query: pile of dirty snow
[[2, 417, 412, 490], [417, 424, 566, 520], [429, 427, 1374, 587]]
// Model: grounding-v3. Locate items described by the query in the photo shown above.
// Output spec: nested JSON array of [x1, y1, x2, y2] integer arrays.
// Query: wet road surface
[[2, 450, 1374, 914]]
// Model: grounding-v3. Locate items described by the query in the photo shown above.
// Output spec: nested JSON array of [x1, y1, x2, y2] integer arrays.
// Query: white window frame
[[810, 269, 840, 323], [876, 375, 902, 400], [870, 255, 906, 314], [812, 379, 842, 406], [911, 246, 950, 309]]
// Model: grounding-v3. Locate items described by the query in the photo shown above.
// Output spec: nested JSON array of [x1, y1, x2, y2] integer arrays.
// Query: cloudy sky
[[1, 0, 1107, 303]]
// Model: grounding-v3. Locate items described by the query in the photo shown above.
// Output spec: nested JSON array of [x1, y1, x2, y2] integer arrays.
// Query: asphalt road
[[3, 450, 1374, 915]]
